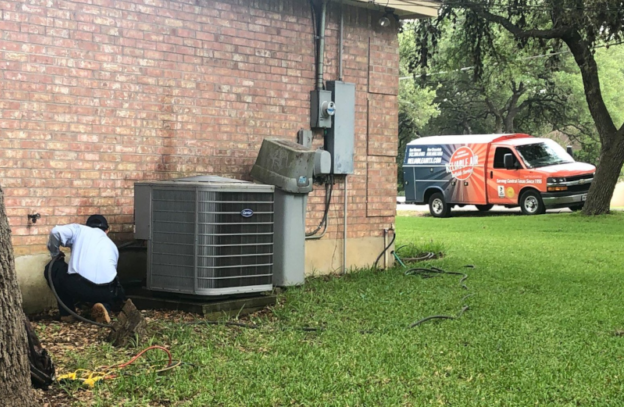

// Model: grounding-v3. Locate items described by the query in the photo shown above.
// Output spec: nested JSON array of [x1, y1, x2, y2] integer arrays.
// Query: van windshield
[[515, 140, 574, 169]]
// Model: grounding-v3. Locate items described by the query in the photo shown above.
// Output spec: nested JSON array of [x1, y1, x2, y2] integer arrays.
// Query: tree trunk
[[503, 114, 515, 133], [582, 141, 624, 215], [0, 186, 35, 406]]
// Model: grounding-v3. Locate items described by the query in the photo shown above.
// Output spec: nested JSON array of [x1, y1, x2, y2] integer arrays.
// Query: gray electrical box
[[314, 149, 331, 176], [326, 81, 355, 174], [310, 89, 334, 129]]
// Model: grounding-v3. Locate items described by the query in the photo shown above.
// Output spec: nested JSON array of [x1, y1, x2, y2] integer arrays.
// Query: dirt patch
[[31, 309, 228, 406]]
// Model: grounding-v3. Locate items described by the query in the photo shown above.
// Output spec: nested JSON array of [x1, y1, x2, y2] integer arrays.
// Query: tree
[[0, 186, 35, 406], [397, 26, 440, 191], [408, 20, 575, 137], [413, 0, 624, 215]]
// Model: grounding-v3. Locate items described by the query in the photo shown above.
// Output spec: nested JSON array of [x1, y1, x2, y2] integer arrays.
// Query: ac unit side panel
[[134, 184, 152, 240], [148, 188, 197, 294]]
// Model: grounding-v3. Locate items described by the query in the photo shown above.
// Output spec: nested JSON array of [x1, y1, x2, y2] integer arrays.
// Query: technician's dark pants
[[43, 259, 126, 317]]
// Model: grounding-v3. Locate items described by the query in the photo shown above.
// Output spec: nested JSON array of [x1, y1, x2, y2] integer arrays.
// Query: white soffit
[[343, 0, 441, 19]]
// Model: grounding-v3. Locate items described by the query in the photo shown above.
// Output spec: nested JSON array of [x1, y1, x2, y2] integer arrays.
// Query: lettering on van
[[446, 147, 478, 180], [496, 179, 543, 185], [406, 147, 443, 165]]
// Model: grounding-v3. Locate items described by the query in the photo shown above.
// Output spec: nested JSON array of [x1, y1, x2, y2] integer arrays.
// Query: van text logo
[[240, 209, 254, 218], [446, 147, 478, 180]]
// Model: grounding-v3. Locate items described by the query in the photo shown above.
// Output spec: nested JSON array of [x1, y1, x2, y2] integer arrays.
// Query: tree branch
[[463, 4, 571, 39], [562, 32, 618, 143]]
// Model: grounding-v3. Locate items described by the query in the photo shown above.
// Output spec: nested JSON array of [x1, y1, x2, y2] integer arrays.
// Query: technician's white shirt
[[47, 224, 119, 284]]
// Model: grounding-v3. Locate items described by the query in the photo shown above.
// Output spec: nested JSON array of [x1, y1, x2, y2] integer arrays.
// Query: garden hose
[[183, 266, 475, 332], [393, 244, 437, 265], [405, 266, 475, 328], [374, 231, 396, 269]]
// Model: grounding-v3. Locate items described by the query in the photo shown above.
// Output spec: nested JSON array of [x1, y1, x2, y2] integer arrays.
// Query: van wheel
[[520, 190, 545, 215], [569, 205, 584, 212], [429, 193, 451, 218], [476, 204, 493, 212]]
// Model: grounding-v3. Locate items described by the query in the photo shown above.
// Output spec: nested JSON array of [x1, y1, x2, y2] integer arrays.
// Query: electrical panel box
[[310, 89, 334, 129], [326, 81, 355, 174]]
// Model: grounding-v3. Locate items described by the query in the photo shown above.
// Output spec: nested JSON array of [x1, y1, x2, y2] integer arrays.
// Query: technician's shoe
[[60, 315, 76, 323], [91, 303, 111, 324]]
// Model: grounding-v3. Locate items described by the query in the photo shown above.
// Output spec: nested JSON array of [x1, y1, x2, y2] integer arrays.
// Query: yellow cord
[[56, 346, 180, 388]]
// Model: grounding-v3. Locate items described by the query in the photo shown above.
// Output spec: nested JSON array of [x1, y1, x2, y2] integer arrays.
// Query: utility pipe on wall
[[316, 0, 328, 91], [338, 2, 344, 81], [383, 228, 388, 269], [343, 176, 347, 274]]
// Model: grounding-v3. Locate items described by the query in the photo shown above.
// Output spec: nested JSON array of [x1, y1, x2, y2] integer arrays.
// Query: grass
[[64, 213, 624, 406]]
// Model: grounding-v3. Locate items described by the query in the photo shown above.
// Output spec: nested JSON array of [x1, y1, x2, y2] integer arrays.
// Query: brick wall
[[0, 0, 398, 256]]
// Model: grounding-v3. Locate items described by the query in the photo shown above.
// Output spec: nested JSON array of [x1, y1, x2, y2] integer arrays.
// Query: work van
[[403, 134, 595, 217]]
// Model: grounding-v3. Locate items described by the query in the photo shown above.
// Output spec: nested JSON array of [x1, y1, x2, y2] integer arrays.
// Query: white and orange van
[[403, 134, 596, 217]]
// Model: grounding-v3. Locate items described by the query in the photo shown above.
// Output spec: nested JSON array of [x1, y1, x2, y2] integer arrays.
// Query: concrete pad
[[128, 289, 277, 320]]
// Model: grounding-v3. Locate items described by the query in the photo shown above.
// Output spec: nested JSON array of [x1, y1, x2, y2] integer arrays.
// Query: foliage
[[43, 212, 624, 405], [553, 45, 624, 165], [397, 27, 440, 190], [406, 18, 574, 137], [408, 0, 624, 214]]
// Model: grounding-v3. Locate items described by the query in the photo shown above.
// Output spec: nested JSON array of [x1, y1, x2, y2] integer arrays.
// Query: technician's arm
[[47, 224, 79, 258]]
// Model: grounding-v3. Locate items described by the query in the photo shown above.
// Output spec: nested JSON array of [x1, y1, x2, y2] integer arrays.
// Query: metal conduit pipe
[[316, 0, 328, 90], [383, 228, 388, 269], [338, 2, 344, 81], [343, 176, 348, 274]]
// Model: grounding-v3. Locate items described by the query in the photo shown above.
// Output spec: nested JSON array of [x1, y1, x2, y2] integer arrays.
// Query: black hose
[[405, 266, 473, 328], [306, 176, 334, 237], [374, 231, 396, 269], [409, 306, 470, 328], [405, 267, 469, 290], [46, 255, 114, 329], [181, 264, 475, 333]]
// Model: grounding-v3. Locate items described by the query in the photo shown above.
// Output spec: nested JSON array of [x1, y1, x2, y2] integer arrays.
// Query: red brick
[[2, 0, 399, 254]]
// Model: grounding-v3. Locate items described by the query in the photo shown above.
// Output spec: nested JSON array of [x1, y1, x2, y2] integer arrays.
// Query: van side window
[[494, 147, 517, 169]]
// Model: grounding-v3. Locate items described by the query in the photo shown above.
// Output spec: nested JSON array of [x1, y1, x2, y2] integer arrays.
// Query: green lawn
[[62, 213, 624, 406]]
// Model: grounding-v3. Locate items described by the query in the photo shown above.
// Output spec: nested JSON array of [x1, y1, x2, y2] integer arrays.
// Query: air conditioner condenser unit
[[134, 176, 275, 296]]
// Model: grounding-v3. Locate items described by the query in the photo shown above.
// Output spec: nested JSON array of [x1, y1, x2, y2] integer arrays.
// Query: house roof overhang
[[342, 0, 441, 19]]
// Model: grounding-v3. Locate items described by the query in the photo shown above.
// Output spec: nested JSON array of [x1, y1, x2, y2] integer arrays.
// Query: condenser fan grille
[[197, 191, 274, 290]]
